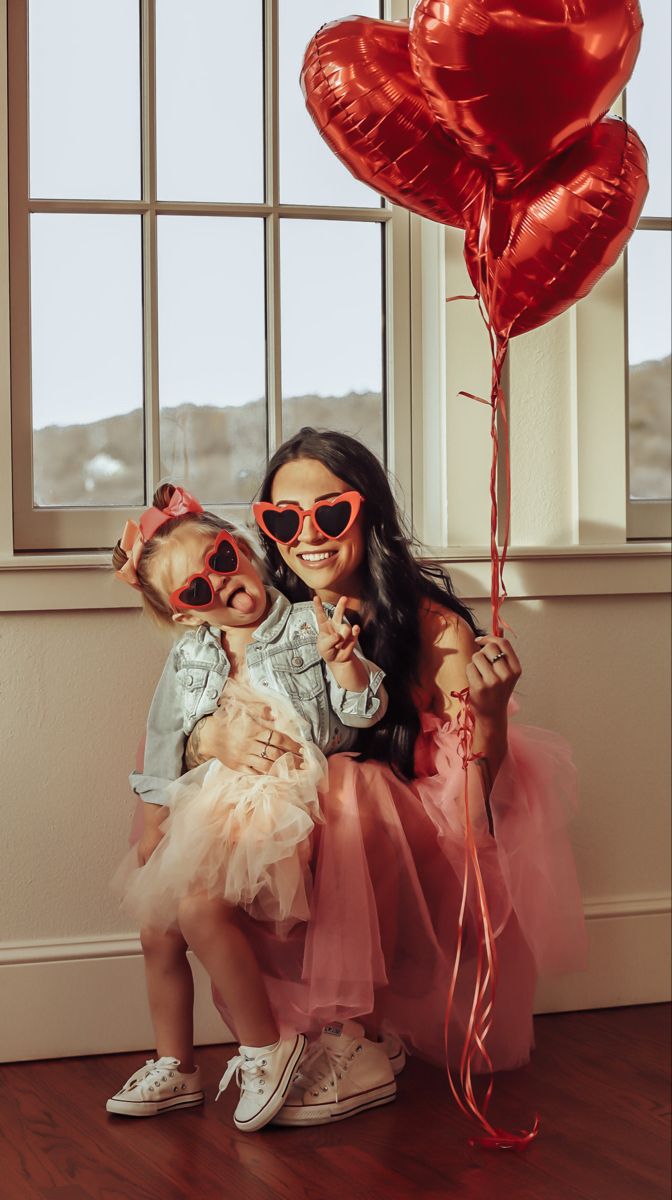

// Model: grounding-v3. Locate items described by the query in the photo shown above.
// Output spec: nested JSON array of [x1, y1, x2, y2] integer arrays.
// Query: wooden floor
[[0, 1005, 669, 1200]]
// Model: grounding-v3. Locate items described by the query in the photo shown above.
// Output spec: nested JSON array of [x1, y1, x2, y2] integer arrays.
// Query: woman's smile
[[297, 548, 339, 565], [270, 458, 366, 601]]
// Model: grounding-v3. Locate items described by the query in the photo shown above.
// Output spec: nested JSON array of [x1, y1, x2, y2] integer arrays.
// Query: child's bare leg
[[140, 924, 196, 1072], [177, 894, 279, 1048]]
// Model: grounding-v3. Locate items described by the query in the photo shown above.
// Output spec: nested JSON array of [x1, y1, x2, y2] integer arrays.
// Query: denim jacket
[[131, 588, 387, 807]]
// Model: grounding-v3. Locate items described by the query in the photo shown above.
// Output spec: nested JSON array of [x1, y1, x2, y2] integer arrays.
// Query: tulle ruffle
[[112, 681, 325, 933], [209, 705, 587, 1072]]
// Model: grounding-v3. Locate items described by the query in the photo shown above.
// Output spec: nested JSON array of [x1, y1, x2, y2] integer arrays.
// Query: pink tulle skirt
[[208, 706, 587, 1072], [113, 681, 325, 932]]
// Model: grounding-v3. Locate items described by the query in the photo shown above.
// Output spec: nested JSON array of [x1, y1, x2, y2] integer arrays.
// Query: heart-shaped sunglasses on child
[[169, 530, 240, 612], [253, 491, 364, 545]]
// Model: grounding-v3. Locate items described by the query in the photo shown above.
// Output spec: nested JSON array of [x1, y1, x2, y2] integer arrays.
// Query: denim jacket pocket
[[269, 643, 324, 701], [176, 662, 220, 724], [176, 663, 209, 692]]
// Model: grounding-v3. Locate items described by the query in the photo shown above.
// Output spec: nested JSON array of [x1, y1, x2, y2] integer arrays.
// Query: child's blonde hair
[[112, 482, 265, 628]]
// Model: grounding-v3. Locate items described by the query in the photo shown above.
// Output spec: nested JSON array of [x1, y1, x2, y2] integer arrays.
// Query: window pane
[[626, 5, 671, 218], [29, 0, 140, 200], [156, 0, 264, 202], [628, 230, 671, 501], [157, 217, 267, 505], [30, 215, 144, 507], [279, 0, 382, 207], [281, 220, 384, 459]]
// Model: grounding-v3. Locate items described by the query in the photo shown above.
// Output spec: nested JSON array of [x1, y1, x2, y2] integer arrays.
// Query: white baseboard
[[0, 939, 234, 1064], [534, 893, 672, 1013], [1, 895, 670, 1063]]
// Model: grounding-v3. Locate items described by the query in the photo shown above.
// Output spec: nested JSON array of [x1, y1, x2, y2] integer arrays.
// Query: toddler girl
[[106, 483, 387, 1132]]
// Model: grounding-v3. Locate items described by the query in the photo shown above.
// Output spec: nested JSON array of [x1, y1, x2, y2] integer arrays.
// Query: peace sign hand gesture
[[314, 595, 361, 664]]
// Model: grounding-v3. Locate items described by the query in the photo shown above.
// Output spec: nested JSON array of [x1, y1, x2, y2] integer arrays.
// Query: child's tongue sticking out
[[228, 586, 255, 615]]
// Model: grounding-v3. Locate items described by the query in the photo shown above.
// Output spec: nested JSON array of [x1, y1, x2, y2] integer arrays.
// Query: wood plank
[[0, 1006, 668, 1200], [39, 1190, 93, 1200], [0, 1064, 192, 1200]]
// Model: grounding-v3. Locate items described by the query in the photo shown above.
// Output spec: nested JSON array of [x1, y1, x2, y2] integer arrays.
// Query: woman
[[186, 427, 587, 1124]]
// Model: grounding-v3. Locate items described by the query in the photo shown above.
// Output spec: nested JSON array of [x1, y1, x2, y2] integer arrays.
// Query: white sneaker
[[376, 1030, 407, 1076], [287, 1027, 406, 1091], [106, 1056, 204, 1116], [216, 1033, 307, 1132], [272, 1020, 396, 1126]]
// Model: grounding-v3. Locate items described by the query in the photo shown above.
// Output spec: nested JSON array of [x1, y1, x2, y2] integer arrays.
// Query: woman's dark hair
[[256, 428, 483, 779]]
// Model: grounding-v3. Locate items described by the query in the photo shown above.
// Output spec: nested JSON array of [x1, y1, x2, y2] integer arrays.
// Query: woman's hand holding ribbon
[[468, 635, 521, 724]]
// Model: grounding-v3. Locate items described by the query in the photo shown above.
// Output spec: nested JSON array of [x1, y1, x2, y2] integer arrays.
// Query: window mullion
[[8, 0, 37, 550], [264, 0, 282, 458], [141, 0, 161, 503], [637, 217, 672, 232], [277, 206, 391, 223], [28, 199, 148, 215]]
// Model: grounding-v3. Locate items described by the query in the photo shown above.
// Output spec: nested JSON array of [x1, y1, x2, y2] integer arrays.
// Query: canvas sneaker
[[272, 1020, 396, 1126], [376, 1031, 407, 1076], [216, 1033, 307, 1133], [106, 1056, 204, 1116], [286, 1026, 406, 1095]]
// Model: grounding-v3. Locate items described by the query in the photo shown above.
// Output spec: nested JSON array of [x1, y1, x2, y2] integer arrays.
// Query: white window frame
[[0, 1, 669, 611], [622, 98, 671, 540], [3, 0, 413, 553], [426, 89, 671, 557]]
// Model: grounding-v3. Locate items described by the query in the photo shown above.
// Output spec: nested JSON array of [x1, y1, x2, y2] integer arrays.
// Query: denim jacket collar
[[250, 587, 294, 645], [203, 587, 293, 650]]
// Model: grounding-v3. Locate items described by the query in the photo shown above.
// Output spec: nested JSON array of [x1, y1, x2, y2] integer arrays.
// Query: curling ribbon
[[487, 336, 511, 639], [446, 687, 539, 1151], [446, 290, 513, 637], [443, 293, 535, 1149], [474, 288, 512, 639]]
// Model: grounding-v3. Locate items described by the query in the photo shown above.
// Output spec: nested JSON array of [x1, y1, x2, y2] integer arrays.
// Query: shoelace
[[216, 1052, 269, 1102], [123, 1060, 180, 1100], [303, 1044, 360, 1100], [291, 1040, 328, 1088]]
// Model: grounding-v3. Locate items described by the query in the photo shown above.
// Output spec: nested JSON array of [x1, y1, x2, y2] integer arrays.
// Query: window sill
[[428, 544, 671, 604], [0, 543, 669, 612]]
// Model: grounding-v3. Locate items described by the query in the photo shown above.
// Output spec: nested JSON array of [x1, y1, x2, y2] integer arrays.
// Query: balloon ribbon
[[446, 685, 539, 1151], [445, 300, 537, 1150], [447, 288, 512, 637]]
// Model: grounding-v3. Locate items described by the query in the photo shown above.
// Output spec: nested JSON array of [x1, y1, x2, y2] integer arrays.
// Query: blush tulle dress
[[215, 696, 587, 1073], [112, 678, 326, 932], [121, 692, 587, 1074]]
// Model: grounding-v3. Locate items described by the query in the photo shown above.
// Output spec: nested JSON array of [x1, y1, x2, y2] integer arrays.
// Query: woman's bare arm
[[418, 606, 520, 828]]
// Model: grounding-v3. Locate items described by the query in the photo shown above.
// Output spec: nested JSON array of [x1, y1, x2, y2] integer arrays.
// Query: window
[[624, 2, 671, 539], [8, 0, 413, 552]]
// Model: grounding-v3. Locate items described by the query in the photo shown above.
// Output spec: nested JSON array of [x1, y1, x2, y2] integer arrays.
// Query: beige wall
[[1, 610, 169, 941], [0, 609, 232, 1060], [1, 585, 670, 1060], [2, 595, 669, 942]]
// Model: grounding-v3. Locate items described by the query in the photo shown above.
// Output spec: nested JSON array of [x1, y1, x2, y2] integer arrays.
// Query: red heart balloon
[[301, 17, 485, 229], [464, 117, 648, 339], [410, 0, 643, 193]]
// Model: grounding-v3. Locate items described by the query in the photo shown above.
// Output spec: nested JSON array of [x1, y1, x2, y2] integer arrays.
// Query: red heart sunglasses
[[169, 530, 240, 612], [253, 490, 364, 545]]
